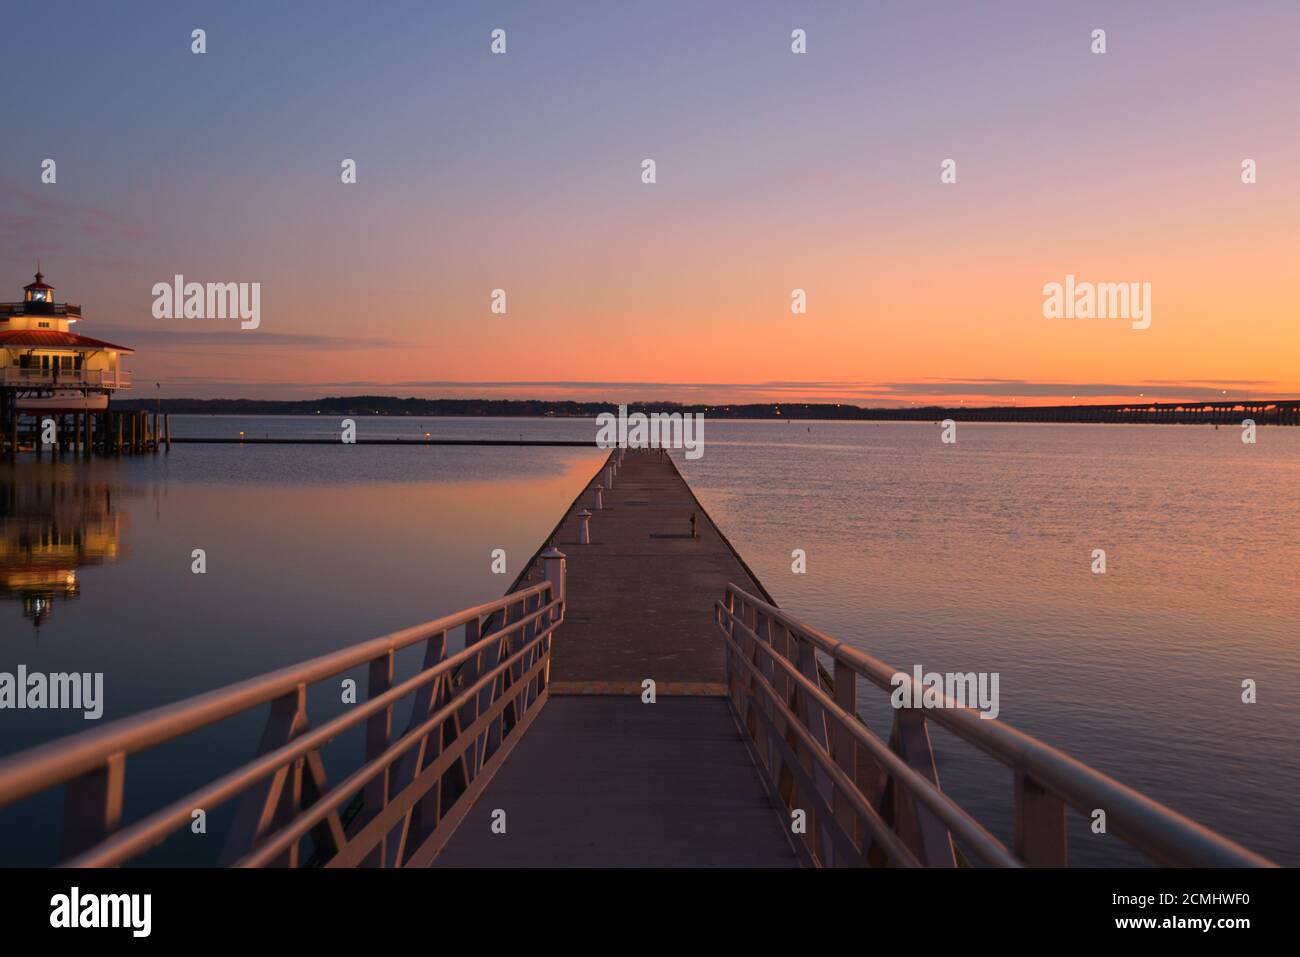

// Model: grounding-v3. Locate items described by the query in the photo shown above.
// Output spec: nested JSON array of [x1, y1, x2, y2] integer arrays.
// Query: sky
[[2, 0, 1297, 405]]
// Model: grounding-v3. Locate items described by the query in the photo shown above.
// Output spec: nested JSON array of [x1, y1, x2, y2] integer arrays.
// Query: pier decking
[[432, 695, 796, 866], [527, 448, 770, 686], [433, 449, 798, 866]]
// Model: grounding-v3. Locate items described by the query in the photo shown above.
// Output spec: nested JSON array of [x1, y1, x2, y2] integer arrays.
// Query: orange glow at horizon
[[10, 4, 1300, 406]]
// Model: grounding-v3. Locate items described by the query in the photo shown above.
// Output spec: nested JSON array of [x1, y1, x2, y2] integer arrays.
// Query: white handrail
[[719, 582, 1275, 868]]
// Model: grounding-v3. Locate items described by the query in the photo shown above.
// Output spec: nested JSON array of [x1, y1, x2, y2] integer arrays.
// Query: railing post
[[59, 752, 125, 862], [734, 595, 754, 737], [886, 709, 957, 867], [753, 610, 781, 794], [520, 591, 541, 708], [360, 650, 395, 866], [219, 685, 310, 867], [792, 632, 836, 865], [832, 660, 859, 846], [1014, 771, 1067, 866], [476, 599, 515, 766], [723, 588, 736, 703], [454, 613, 483, 773], [385, 628, 450, 865]]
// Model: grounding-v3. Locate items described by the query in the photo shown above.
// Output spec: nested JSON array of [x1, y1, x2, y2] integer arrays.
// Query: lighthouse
[[0, 269, 134, 453]]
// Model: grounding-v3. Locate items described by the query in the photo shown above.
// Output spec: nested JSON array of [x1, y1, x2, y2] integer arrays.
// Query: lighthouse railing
[[0, 369, 131, 389]]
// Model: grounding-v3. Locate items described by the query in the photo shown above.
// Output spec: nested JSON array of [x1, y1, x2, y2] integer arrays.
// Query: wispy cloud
[[0, 181, 155, 247], [105, 326, 398, 351]]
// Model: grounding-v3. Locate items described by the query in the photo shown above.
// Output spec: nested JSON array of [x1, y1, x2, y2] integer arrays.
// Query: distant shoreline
[[111, 395, 1300, 426]]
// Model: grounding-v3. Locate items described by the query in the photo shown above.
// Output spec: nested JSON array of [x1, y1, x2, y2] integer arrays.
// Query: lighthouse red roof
[[24, 270, 54, 291], [0, 329, 134, 353]]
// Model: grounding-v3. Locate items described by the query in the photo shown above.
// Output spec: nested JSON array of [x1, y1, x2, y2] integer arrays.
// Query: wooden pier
[[433, 449, 798, 866], [0, 409, 170, 458]]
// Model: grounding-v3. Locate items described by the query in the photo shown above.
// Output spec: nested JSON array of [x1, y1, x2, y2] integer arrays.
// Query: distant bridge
[[0, 450, 1277, 866], [851, 399, 1299, 426]]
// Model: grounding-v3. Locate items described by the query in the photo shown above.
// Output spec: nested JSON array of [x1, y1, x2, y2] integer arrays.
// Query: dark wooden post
[[1014, 771, 1067, 866]]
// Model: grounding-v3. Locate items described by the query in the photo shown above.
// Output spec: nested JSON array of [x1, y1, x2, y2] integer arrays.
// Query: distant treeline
[[110, 395, 1299, 424], [113, 396, 882, 418]]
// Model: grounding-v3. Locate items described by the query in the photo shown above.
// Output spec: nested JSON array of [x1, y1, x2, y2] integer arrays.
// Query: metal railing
[[0, 550, 566, 867], [716, 583, 1275, 868], [0, 302, 81, 318], [0, 368, 131, 389]]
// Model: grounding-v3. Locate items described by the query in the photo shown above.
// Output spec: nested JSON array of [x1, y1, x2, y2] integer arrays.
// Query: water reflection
[[0, 473, 126, 630]]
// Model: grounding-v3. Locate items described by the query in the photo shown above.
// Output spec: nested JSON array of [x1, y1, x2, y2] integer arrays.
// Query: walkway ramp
[[543, 448, 757, 686], [433, 696, 795, 866], [435, 448, 799, 867]]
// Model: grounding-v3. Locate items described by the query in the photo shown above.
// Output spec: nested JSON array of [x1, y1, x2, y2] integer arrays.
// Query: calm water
[[1, 416, 1296, 865]]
